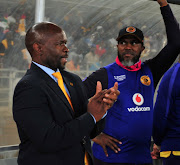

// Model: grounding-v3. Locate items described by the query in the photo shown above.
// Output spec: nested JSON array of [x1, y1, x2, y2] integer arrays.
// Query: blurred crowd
[[0, 0, 166, 72], [0, 0, 34, 70]]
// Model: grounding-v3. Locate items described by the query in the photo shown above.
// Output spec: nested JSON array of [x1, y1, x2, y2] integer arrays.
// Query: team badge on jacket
[[140, 75, 151, 86]]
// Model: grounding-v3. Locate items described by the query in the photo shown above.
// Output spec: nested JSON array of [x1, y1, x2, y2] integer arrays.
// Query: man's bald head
[[25, 22, 63, 56]]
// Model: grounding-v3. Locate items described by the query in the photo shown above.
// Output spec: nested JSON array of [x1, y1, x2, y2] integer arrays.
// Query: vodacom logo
[[132, 93, 144, 106]]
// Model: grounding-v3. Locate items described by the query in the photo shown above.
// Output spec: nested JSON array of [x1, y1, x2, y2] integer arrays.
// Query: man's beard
[[118, 51, 140, 66], [58, 55, 68, 71], [58, 63, 65, 71]]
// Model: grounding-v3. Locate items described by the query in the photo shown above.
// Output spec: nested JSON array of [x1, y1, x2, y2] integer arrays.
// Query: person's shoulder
[[142, 60, 153, 70], [165, 63, 180, 77], [16, 69, 44, 89], [85, 67, 108, 81], [96, 67, 107, 74], [104, 62, 116, 68], [141, 62, 148, 68], [13, 72, 47, 99], [160, 63, 180, 84]]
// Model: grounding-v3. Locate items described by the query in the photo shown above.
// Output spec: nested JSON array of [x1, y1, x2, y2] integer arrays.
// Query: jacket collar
[[29, 63, 75, 116]]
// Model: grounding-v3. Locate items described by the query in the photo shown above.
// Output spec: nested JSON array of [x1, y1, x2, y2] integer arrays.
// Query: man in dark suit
[[13, 22, 119, 165]]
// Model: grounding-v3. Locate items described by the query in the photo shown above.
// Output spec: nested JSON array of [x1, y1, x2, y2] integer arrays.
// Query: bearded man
[[83, 0, 180, 164]]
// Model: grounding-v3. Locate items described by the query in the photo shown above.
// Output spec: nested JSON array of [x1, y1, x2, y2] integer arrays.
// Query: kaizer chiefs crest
[[140, 75, 151, 86], [126, 26, 136, 33]]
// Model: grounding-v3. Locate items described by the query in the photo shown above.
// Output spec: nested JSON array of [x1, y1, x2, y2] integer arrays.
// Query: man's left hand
[[102, 82, 120, 109]]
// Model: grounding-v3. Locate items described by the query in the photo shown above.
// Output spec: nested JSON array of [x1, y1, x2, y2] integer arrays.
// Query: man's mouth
[[61, 55, 68, 63], [124, 53, 132, 56], [123, 54, 134, 59], [61, 54, 68, 59], [123, 51, 135, 57]]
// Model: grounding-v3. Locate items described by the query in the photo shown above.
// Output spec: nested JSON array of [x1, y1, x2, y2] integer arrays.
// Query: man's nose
[[64, 45, 69, 52], [124, 43, 132, 49]]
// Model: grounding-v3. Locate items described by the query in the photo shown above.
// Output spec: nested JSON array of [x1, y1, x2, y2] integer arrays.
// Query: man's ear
[[33, 43, 42, 54]]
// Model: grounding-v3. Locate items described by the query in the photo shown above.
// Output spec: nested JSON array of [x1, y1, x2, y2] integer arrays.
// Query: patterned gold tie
[[52, 72, 74, 110]]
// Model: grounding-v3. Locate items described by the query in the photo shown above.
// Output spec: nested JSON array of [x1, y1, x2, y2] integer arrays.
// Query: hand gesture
[[87, 81, 119, 122], [102, 82, 120, 109], [92, 132, 122, 157]]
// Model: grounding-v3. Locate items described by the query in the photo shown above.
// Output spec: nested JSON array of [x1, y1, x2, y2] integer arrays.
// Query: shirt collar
[[32, 61, 59, 82]]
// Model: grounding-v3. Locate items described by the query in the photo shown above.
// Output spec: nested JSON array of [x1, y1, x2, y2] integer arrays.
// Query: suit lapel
[[63, 76, 78, 113], [30, 63, 74, 117], [46, 78, 75, 116]]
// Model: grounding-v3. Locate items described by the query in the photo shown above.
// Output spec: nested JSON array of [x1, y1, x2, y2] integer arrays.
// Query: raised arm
[[146, 0, 180, 88]]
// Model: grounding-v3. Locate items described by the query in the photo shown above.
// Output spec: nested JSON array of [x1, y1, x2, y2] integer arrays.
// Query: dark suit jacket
[[13, 63, 104, 165]]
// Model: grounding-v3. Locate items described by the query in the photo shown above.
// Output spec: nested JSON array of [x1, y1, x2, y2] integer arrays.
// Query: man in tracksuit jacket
[[153, 58, 180, 165]]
